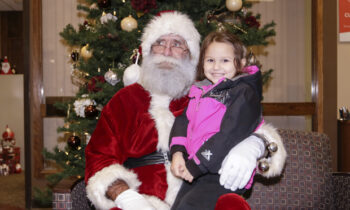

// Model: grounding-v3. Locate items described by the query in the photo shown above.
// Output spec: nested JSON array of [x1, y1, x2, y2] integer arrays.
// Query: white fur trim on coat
[[86, 164, 141, 210], [164, 164, 183, 206], [148, 93, 183, 207], [141, 11, 201, 67], [149, 93, 174, 152], [255, 123, 287, 178]]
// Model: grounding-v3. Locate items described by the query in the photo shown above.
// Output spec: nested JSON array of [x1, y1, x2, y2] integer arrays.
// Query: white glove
[[218, 135, 265, 191], [115, 189, 155, 210]]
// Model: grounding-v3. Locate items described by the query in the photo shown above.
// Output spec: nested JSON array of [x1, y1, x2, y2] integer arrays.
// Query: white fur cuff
[[255, 123, 287, 178], [86, 164, 141, 210]]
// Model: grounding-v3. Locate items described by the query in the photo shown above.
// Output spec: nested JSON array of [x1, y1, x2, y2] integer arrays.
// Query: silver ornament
[[258, 160, 269, 172], [267, 142, 278, 153], [247, 51, 257, 65], [104, 69, 120, 86]]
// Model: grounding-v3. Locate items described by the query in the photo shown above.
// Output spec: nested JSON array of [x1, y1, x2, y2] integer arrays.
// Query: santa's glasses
[[151, 39, 188, 54]]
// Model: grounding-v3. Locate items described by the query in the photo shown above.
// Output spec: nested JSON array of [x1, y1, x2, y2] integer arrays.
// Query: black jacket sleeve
[[169, 106, 190, 160]]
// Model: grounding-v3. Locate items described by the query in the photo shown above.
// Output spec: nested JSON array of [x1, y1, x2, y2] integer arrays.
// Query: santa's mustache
[[151, 55, 182, 68]]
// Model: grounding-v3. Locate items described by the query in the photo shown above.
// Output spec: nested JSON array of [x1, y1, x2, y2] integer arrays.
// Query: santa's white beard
[[139, 55, 196, 99]]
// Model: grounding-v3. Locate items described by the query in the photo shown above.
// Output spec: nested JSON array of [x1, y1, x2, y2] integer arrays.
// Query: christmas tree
[[41, 0, 275, 196]]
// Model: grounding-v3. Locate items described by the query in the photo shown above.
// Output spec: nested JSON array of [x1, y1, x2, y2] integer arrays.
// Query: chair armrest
[[71, 179, 95, 210], [52, 177, 94, 210], [331, 172, 350, 209]]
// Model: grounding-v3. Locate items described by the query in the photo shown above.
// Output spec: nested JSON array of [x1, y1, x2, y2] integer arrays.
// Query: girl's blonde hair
[[196, 31, 246, 81]]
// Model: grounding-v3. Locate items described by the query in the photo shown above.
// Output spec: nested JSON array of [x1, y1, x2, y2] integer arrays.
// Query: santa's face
[[151, 34, 190, 60], [139, 34, 196, 99]]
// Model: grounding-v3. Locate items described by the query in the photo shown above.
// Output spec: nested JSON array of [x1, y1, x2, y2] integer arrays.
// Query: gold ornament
[[226, 0, 243, 12], [71, 69, 88, 86], [80, 44, 93, 60], [121, 15, 138, 32]]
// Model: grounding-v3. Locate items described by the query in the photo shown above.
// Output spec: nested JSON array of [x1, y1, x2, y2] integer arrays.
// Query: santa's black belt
[[123, 151, 170, 169]]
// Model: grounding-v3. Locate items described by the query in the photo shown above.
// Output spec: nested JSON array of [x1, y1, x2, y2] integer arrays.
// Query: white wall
[[250, 0, 312, 130], [42, 0, 81, 151]]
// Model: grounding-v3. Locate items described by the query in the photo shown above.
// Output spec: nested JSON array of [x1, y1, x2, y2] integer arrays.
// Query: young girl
[[169, 31, 264, 210]]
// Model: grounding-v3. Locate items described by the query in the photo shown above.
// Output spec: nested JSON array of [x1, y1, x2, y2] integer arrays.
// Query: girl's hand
[[171, 152, 194, 182], [180, 167, 194, 183], [171, 152, 186, 177]]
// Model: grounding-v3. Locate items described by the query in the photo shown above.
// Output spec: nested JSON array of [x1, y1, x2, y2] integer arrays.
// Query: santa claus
[[85, 11, 286, 210], [0, 56, 12, 75]]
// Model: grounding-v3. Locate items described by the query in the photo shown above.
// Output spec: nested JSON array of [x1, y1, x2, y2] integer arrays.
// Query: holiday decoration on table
[[40, 0, 276, 204], [0, 56, 13, 74], [0, 125, 21, 176], [1, 125, 15, 147], [15, 163, 22, 173], [0, 164, 9, 176]]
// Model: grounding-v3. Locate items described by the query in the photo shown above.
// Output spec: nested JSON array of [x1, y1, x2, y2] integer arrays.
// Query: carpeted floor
[[0, 172, 51, 210], [0, 173, 25, 209]]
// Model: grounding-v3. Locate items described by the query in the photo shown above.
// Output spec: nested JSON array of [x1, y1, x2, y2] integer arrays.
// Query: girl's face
[[203, 41, 237, 84]]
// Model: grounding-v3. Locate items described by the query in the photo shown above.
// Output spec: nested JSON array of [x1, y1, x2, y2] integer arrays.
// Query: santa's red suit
[[85, 83, 190, 210]]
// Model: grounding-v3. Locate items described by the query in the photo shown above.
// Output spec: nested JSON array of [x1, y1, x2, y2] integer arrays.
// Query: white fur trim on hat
[[123, 63, 141, 86], [141, 11, 201, 66]]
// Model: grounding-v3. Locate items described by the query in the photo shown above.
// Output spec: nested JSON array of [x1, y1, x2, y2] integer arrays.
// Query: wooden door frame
[[24, 0, 43, 207], [312, 0, 324, 132], [25, 0, 325, 181]]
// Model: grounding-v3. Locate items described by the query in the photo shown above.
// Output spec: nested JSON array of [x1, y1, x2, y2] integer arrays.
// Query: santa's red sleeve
[[84, 90, 142, 210]]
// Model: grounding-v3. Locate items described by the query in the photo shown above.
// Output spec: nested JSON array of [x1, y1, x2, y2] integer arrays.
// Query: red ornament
[[84, 105, 99, 118], [87, 76, 106, 92], [97, 0, 111, 8], [68, 135, 81, 150], [244, 16, 260, 28], [131, 0, 157, 13], [2, 125, 15, 141]]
